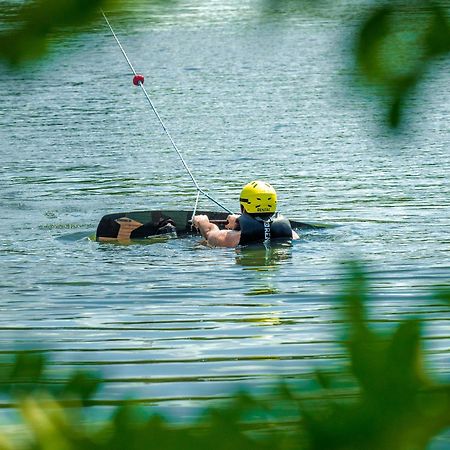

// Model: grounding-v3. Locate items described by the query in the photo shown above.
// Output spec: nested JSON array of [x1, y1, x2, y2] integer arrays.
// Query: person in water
[[192, 180, 299, 247]]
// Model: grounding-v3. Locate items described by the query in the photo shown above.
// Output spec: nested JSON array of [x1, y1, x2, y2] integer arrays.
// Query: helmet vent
[[240, 180, 277, 214]]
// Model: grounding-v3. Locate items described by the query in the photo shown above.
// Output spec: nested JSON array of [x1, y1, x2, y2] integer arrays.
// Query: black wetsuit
[[237, 212, 293, 245]]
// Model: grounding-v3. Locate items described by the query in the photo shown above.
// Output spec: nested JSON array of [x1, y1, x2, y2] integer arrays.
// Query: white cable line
[[101, 10, 233, 214], [191, 190, 201, 227]]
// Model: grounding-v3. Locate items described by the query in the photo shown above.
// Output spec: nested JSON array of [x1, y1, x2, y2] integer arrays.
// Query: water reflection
[[235, 242, 293, 296], [235, 242, 293, 269]]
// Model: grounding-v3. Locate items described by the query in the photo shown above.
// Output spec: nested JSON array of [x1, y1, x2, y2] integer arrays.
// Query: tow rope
[[100, 10, 234, 216]]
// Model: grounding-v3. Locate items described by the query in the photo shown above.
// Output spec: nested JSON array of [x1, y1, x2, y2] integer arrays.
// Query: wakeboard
[[95, 210, 327, 242]]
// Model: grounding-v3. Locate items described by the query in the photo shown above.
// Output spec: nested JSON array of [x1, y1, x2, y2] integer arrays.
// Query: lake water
[[0, 0, 449, 442]]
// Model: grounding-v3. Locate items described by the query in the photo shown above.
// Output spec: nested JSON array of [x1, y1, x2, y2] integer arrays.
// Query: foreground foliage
[[2, 1, 450, 128], [0, 265, 448, 450]]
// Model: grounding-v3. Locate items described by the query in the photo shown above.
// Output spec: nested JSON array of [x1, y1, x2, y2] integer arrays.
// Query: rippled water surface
[[0, 0, 449, 437]]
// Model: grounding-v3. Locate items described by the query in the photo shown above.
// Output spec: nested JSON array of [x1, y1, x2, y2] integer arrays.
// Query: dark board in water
[[95, 210, 328, 241]]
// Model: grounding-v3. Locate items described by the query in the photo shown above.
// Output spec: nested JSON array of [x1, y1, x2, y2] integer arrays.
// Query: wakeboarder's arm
[[192, 215, 240, 248]]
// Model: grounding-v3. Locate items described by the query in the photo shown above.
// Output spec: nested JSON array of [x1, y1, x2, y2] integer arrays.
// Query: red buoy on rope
[[133, 74, 145, 86]]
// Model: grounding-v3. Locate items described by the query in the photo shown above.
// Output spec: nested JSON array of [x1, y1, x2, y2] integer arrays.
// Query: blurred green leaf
[[355, 0, 450, 128], [385, 320, 423, 395], [61, 371, 101, 404], [0, 266, 448, 450], [0, 352, 47, 395], [424, 2, 450, 57], [11, 352, 46, 384], [432, 286, 450, 304], [0, 0, 120, 65], [356, 4, 393, 84], [302, 265, 450, 450]]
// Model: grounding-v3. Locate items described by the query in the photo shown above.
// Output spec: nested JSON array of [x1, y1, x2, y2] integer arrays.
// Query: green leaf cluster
[[0, 264, 448, 450], [302, 263, 450, 450], [356, 0, 450, 127]]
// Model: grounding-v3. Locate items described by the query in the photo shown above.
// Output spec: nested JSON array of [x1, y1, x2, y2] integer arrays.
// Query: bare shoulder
[[207, 229, 241, 248]]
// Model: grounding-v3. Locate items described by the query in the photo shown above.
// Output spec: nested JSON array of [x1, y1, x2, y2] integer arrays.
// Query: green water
[[0, 0, 449, 434]]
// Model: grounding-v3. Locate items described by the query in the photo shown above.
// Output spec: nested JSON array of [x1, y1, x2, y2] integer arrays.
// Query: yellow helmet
[[239, 180, 277, 214]]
